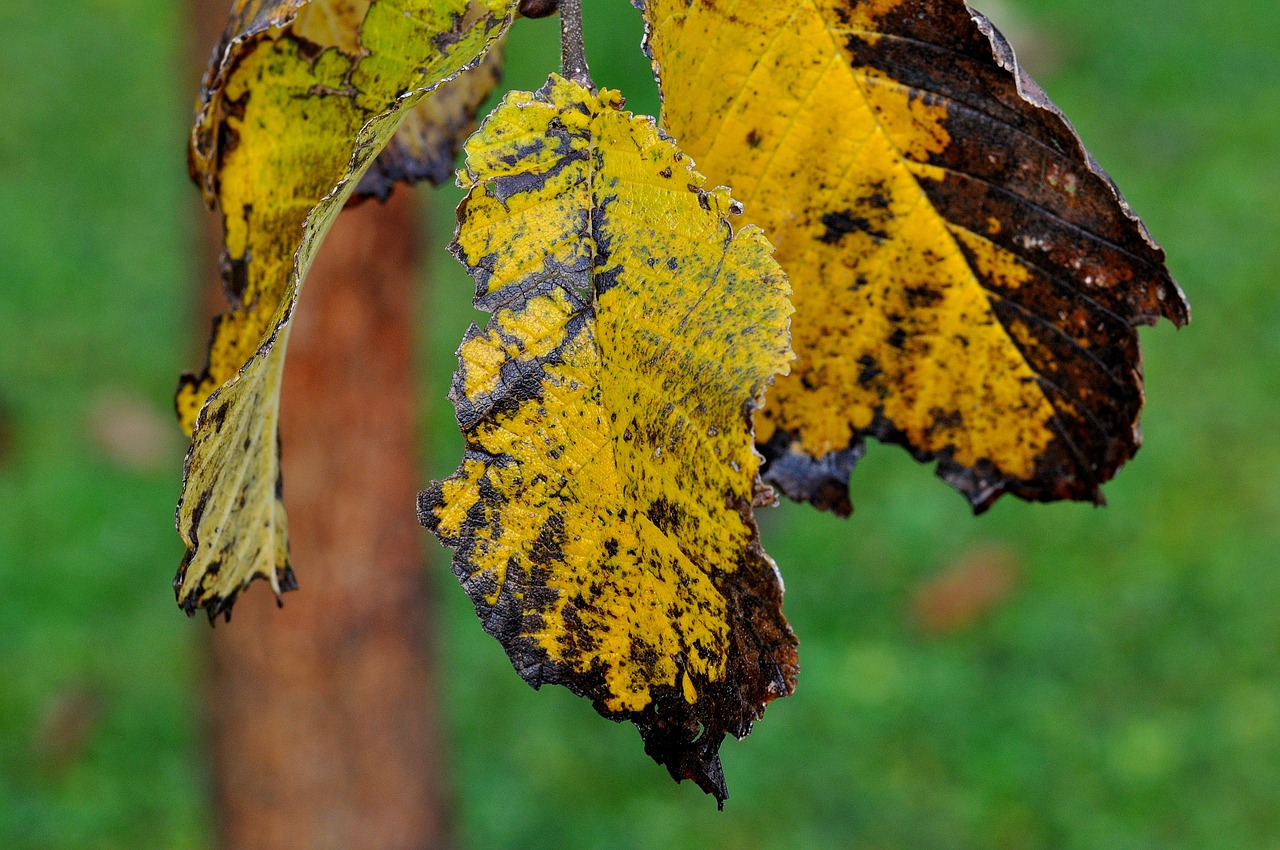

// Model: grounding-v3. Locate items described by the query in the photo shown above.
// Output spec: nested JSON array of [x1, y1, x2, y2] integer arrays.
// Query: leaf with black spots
[[420, 75, 797, 804], [176, 0, 514, 621], [640, 0, 1189, 514]]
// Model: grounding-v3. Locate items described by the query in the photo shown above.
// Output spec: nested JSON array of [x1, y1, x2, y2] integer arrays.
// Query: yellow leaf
[[419, 75, 797, 803], [640, 0, 1189, 513], [175, 0, 513, 621]]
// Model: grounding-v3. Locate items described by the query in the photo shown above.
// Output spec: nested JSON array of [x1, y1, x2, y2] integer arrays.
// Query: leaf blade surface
[[420, 75, 798, 803], [641, 0, 1189, 513]]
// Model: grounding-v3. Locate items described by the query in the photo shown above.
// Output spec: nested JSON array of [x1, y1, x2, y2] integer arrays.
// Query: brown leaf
[[913, 544, 1020, 635]]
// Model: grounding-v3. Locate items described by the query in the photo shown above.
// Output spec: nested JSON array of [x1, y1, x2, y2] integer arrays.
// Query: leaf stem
[[559, 0, 593, 89]]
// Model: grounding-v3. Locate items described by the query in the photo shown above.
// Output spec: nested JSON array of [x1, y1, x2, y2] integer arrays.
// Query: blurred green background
[[2, 0, 1278, 847]]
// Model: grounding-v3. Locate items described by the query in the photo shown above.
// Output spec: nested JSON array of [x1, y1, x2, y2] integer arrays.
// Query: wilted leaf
[[419, 75, 797, 804], [352, 41, 505, 201], [176, 0, 513, 621], [641, 0, 1189, 514]]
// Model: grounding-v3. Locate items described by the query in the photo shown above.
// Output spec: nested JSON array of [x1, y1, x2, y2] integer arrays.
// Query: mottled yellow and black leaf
[[176, 0, 514, 621], [419, 76, 797, 804], [352, 41, 505, 201], [640, 0, 1189, 514]]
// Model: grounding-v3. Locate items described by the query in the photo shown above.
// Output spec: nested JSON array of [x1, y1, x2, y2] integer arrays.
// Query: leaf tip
[[175, 564, 297, 626]]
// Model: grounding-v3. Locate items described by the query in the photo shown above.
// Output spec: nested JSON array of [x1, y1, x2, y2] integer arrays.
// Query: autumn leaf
[[175, 0, 513, 621], [419, 75, 797, 804], [640, 0, 1190, 514]]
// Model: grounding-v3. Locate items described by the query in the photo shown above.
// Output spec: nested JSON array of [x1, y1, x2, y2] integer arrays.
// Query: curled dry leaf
[[420, 76, 797, 804], [352, 40, 506, 202], [640, 0, 1189, 515], [176, 0, 514, 621]]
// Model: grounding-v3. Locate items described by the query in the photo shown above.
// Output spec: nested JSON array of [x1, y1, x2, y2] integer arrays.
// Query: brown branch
[[559, 0, 593, 88]]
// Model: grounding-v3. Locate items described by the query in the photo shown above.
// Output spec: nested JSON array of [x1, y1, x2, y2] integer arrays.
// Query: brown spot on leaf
[[818, 209, 889, 245]]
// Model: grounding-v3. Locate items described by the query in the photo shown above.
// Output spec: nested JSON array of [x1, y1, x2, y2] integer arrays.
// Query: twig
[[559, 0, 593, 88]]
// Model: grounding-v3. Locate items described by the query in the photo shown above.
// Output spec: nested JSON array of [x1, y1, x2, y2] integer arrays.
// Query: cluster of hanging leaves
[[179, 0, 1188, 801]]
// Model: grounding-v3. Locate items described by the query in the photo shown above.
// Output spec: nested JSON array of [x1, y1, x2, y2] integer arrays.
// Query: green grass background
[[2, 0, 1278, 847]]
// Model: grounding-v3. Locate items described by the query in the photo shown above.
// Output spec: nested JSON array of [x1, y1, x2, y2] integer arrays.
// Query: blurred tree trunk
[[188, 5, 451, 849]]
